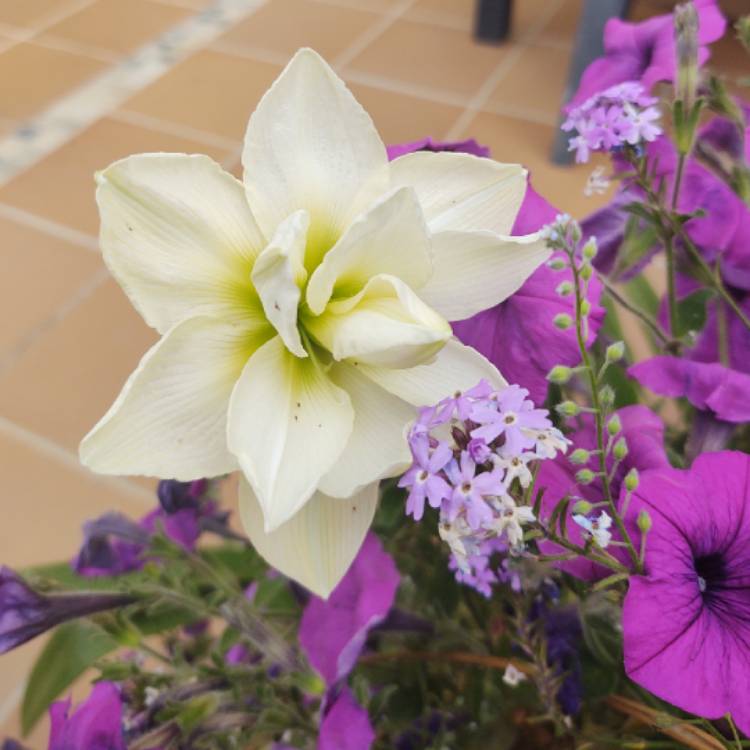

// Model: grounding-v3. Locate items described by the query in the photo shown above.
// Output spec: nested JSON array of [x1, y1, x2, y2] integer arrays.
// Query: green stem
[[570, 259, 642, 572]]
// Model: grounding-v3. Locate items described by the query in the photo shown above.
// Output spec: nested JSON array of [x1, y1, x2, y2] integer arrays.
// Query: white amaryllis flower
[[80, 48, 549, 597]]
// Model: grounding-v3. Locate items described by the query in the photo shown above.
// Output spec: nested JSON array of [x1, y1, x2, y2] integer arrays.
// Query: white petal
[[97, 153, 266, 334], [418, 230, 550, 321], [242, 48, 388, 267], [318, 362, 413, 498], [80, 316, 270, 479], [304, 274, 451, 369], [389, 151, 527, 235], [359, 337, 507, 406], [251, 210, 309, 357], [305, 187, 432, 315], [227, 336, 354, 531], [239, 478, 378, 598]]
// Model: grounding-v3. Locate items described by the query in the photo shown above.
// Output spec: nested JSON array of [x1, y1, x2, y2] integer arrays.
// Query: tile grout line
[[333, 0, 419, 70], [0, 416, 156, 508], [112, 108, 241, 152], [0, 268, 110, 377], [0, 202, 99, 251], [0, 0, 269, 187], [444, 0, 567, 141]]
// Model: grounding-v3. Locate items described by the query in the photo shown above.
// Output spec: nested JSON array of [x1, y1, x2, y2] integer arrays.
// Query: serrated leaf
[[21, 620, 118, 735]]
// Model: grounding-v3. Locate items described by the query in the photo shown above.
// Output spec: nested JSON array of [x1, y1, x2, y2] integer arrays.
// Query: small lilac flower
[[572, 512, 613, 548], [470, 385, 549, 455], [299, 533, 399, 686], [623, 452, 750, 735], [399, 438, 453, 521], [318, 688, 375, 750], [443, 453, 500, 529], [0, 568, 134, 654], [467, 437, 491, 464], [490, 496, 536, 548], [502, 664, 527, 687], [495, 453, 534, 488], [48, 682, 126, 750]]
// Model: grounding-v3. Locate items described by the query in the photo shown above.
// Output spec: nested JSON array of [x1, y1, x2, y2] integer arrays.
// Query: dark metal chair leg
[[551, 0, 630, 164], [474, 0, 512, 44]]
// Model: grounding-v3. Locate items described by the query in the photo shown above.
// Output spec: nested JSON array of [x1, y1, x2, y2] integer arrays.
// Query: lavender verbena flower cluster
[[400, 381, 568, 595], [563, 81, 662, 163]]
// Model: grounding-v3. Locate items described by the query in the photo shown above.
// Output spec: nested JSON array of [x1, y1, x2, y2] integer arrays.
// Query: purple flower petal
[[318, 688, 375, 750], [629, 356, 750, 423], [386, 137, 490, 160], [49, 682, 126, 750], [299, 533, 399, 685]]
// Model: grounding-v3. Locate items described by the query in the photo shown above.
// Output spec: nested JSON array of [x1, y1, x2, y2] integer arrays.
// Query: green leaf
[[624, 274, 660, 318], [614, 221, 660, 279], [21, 620, 118, 735], [674, 288, 714, 338]]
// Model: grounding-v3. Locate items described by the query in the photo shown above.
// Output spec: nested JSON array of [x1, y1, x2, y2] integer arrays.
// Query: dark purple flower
[[299, 533, 399, 686], [2, 740, 30, 750], [0, 567, 134, 654], [536, 405, 669, 580], [567, 0, 725, 108], [386, 137, 489, 161], [623, 451, 750, 734], [157, 479, 206, 514], [49, 682, 126, 750], [318, 688, 375, 750]]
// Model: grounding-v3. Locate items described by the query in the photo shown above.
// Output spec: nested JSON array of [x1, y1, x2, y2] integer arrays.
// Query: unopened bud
[[556, 281, 573, 297], [580, 263, 593, 281], [580, 298, 592, 315], [569, 448, 591, 465], [613, 437, 629, 460], [547, 258, 567, 271], [624, 468, 640, 492], [570, 221, 582, 244], [582, 238, 598, 260], [738, 16, 750, 54], [637, 510, 653, 533], [575, 469, 596, 485], [607, 414, 622, 436], [572, 500, 593, 515], [554, 313, 573, 330], [556, 400, 580, 417], [547, 365, 573, 384], [599, 385, 615, 407], [674, 3, 699, 109], [606, 341, 625, 362]]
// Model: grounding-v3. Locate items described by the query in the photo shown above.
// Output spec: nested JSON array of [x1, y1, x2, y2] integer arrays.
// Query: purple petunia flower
[[622, 451, 750, 735], [48, 682, 126, 750], [536, 405, 669, 580], [567, 0, 725, 108], [0, 567, 134, 655], [299, 533, 399, 686], [318, 688, 375, 750], [629, 356, 750, 424]]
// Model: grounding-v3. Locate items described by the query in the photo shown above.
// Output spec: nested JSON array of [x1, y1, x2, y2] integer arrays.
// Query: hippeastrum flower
[[79, 48, 549, 597]]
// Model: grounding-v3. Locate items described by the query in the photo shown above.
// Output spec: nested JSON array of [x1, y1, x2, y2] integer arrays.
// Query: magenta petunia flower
[[49, 682, 126, 750], [622, 451, 750, 734], [318, 688, 375, 750], [536, 405, 669, 580], [298, 533, 399, 686], [567, 0, 725, 108]]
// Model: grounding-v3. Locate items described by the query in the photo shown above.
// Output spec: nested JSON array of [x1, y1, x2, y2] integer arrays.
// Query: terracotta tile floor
[[0, 0, 745, 744]]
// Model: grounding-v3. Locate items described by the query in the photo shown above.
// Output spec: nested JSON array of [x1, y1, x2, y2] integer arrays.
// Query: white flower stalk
[[79, 48, 550, 597]]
